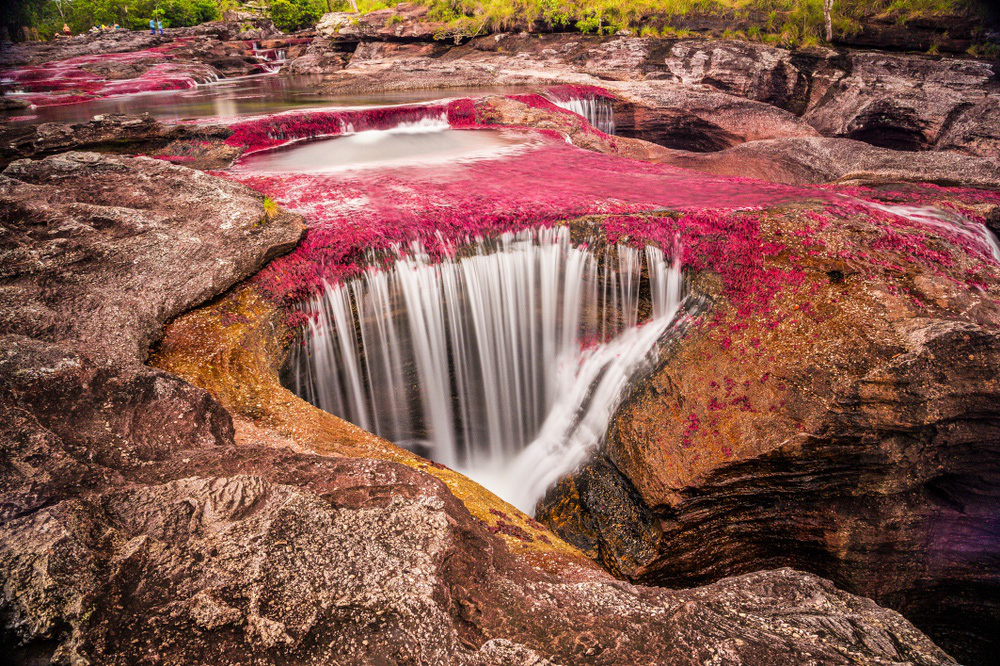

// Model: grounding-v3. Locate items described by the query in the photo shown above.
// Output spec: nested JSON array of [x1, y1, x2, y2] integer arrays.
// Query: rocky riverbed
[[2, 11, 1000, 666]]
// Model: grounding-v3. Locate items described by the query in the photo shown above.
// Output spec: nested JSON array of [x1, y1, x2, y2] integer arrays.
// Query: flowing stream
[[287, 227, 682, 511], [548, 94, 616, 135], [860, 200, 1000, 262], [232, 114, 534, 173]]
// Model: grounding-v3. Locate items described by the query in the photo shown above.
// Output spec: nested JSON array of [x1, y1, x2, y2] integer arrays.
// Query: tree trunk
[[824, 0, 834, 42]]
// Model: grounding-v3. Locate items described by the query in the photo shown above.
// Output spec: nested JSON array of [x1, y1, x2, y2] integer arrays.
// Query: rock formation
[[0, 114, 237, 168], [295, 26, 1000, 159], [0, 152, 965, 665], [4, 11, 1000, 664], [538, 202, 1000, 665]]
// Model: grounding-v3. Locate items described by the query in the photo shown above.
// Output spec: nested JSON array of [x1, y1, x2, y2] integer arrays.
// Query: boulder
[[0, 151, 302, 364]]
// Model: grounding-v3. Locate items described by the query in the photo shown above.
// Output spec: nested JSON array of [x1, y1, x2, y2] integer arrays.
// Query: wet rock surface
[[0, 113, 238, 168]]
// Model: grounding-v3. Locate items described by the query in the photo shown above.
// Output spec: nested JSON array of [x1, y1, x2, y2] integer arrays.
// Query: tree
[[269, 0, 322, 32], [823, 0, 834, 42]]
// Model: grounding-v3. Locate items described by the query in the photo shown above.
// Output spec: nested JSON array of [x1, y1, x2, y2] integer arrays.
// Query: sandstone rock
[[610, 80, 820, 149], [803, 52, 1000, 156], [653, 39, 838, 115], [313, 35, 823, 149], [539, 206, 1000, 665], [0, 152, 302, 364], [311, 32, 999, 158], [0, 424, 960, 665], [284, 37, 354, 75], [655, 135, 1000, 186], [0, 143, 960, 666], [0, 114, 237, 168], [0, 30, 170, 68]]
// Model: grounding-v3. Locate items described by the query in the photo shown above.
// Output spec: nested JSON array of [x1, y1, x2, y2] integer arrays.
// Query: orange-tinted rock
[[539, 202, 1000, 665]]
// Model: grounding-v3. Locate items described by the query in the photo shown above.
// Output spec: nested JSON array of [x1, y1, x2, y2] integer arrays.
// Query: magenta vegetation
[[5, 40, 218, 106], [215, 93, 1000, 337]]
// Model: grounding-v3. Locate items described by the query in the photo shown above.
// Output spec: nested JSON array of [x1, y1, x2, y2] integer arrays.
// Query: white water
[[289, 227, 683, 511], [548, 95, 616, 135], [860, 201, 1000, 262], [252, 45, 287, 74], [232, 113, 534, 173]]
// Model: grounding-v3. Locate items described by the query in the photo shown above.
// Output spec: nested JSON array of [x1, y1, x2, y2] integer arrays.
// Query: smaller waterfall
[[251, 45, 287, 74], [547, 95, 616, 135], [288, 227, 683, 511], [860, 200, 1000, 262]]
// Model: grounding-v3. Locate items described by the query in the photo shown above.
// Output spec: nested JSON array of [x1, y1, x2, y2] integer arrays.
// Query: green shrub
[[269, 0, 324, 31]]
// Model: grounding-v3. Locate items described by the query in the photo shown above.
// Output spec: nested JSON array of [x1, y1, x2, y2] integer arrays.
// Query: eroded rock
[[540, 204, 1000, 665], [0, 137, 961, 666]]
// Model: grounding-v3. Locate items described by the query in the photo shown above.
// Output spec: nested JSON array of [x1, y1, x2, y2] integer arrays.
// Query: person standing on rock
[[157, 19, 164, 35], [149, 18, 155, 34], [62, 23, 71, 37]]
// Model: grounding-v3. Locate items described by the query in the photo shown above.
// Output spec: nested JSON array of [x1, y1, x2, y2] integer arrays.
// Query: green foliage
[[4, 0, 990, 47], [394, 0, 983, 46], [262, 196, 279, 219], [269, 0, 324, 31], [967, 41, 1000, 58], [8, 0, 224, 37]]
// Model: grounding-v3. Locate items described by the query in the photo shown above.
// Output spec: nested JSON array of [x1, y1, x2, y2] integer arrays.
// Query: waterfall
[[251, 45, 288, 74], [859, 200, 1000, 262], [288, 227, 683, 511], [547, 95, 616, 135]]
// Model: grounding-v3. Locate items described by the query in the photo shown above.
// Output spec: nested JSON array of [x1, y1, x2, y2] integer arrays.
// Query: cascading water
[[547, 95, 616, 135], [861, 200, 1000, 262], [287, 227, 683, 511], [251, 45, 287, 74]]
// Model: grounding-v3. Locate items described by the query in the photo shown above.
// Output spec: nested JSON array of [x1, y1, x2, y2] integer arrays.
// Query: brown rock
[[539, 207, 1000, 665], [0, 151, 301, 363], [803, 52, 1000, 156], [0, 142, 958, 666], [0, 114, 237, 168], [654, 135, 1000, 186]]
